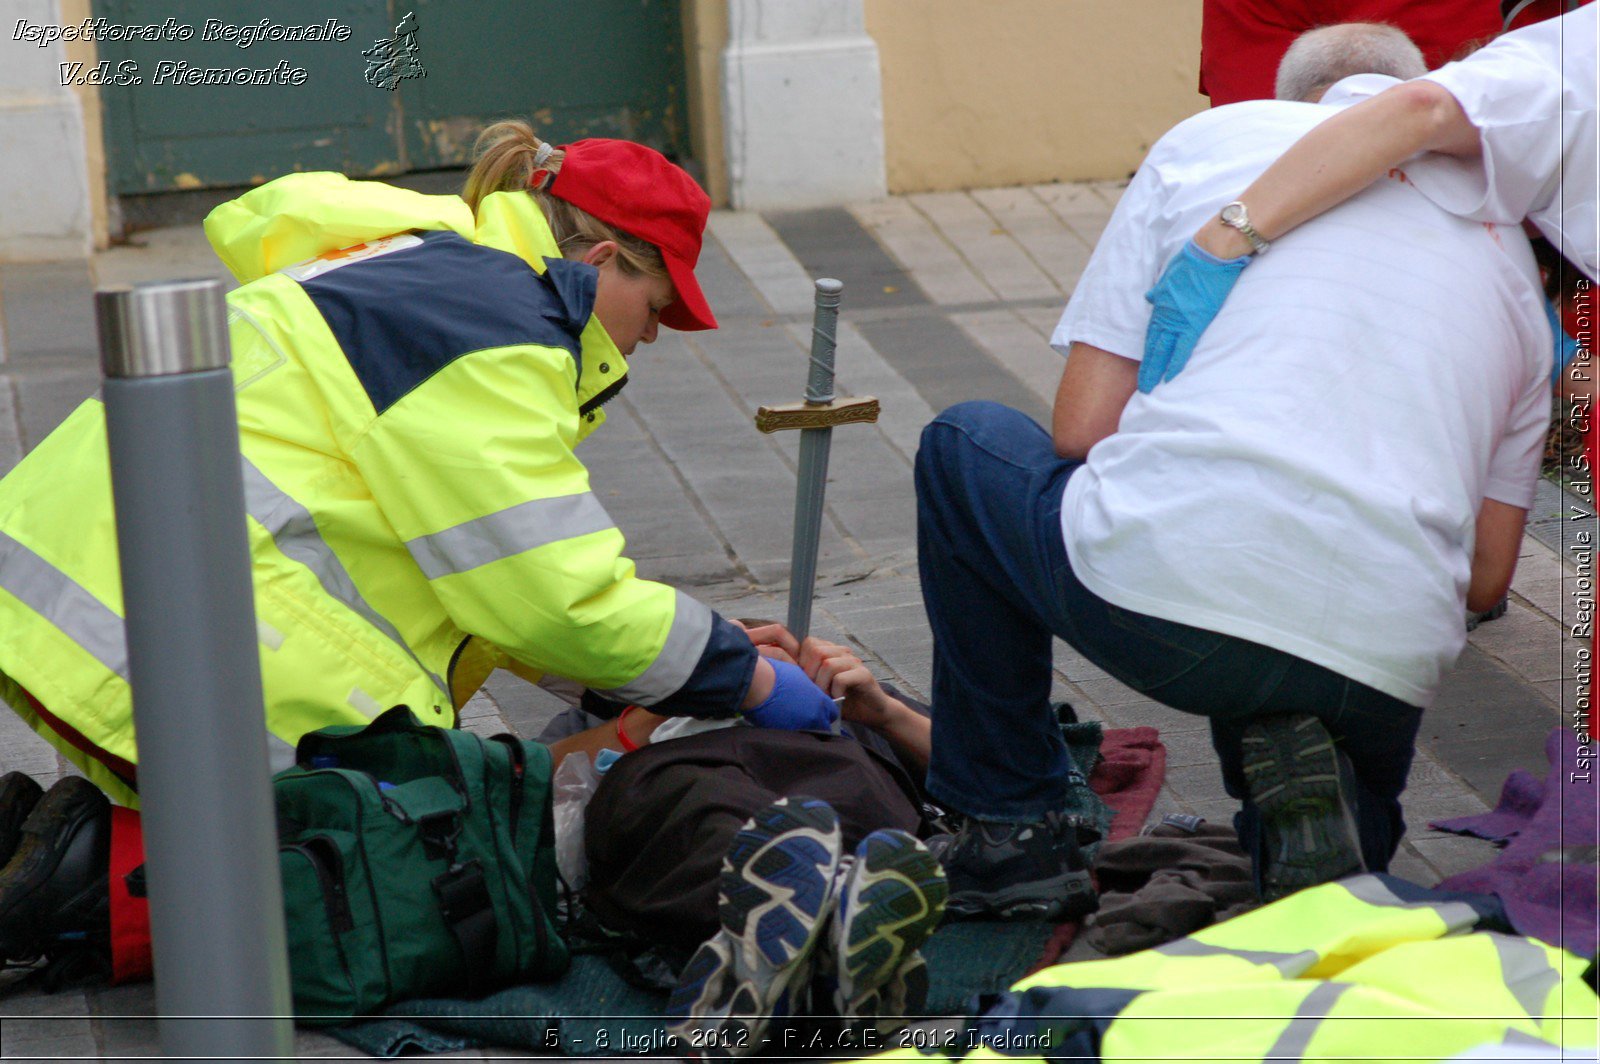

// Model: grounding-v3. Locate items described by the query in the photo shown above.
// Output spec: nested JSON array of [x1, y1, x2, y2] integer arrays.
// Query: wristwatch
[[1219, 201, 1271, 255]]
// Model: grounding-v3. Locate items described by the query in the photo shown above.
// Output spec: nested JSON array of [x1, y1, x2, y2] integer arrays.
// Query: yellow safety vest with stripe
[[0, 172, 756, 808], [862, 875, 1597, 1064]]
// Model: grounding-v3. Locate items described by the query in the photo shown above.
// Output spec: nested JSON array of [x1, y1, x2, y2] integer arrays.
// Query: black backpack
[[581, 727, 928, 952]]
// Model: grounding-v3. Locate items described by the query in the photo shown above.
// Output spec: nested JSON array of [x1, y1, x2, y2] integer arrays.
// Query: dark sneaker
[[1241, 714, 1366, 902], [0, 772, 44, 869], [0, 776, 110, 962], [666, 797, 843, 1057], [824, 829, 947, 1030], [941, 811, 1097, 921]]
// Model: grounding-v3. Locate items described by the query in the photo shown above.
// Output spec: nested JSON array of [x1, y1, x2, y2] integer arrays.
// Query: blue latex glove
[[744, 658, 840, 732], [1546, 299, 1580, 386], [1140, 241, 1253, 393]]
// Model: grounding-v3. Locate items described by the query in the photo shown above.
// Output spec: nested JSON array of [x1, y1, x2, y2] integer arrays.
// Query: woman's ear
[[580, 240, 619, 268]]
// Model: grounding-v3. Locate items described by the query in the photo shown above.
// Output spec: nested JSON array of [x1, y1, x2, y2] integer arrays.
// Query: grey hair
[[1275, 22, 1427, 103]]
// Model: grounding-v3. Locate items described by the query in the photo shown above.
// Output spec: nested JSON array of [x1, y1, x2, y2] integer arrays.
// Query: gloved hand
[[1140, 241, 1253, 394], [744, 658, 840, 732], [1546, 299, 1580, 386]]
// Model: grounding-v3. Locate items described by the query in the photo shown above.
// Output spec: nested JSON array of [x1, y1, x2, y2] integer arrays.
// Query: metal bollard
[[97, 279, 292, 1061]]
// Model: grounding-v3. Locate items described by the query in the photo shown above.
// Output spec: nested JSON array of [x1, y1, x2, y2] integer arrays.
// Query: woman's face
[[582, 242, 675, 356]]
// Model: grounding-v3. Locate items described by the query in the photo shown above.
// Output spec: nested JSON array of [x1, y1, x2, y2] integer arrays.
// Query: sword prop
[[755, 278, 880, 639]]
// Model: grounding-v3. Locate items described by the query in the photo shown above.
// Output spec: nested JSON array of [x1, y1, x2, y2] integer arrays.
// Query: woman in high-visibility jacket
[[0, 123, 837, 979]]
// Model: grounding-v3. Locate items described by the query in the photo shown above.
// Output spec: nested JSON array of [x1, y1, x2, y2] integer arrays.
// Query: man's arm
[[1053, 343, 1139, 460], [1196, 80, 1482, 259], [1142, 79, 1484, 387], [1468, 498, 1528, 613]]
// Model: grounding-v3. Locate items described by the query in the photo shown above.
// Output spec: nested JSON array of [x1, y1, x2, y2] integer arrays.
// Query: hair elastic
[[533, 141, 554, 166]]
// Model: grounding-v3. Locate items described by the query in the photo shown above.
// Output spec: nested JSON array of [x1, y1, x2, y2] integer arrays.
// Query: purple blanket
[[1430, 727, 1598, 955]]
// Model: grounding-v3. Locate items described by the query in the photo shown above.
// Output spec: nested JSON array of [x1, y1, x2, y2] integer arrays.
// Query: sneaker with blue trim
[[666, 796, 842, 1056], [1241, 714, 1366, 901], [941, 811, 1097, 921], [825, 828, 947, 1030]]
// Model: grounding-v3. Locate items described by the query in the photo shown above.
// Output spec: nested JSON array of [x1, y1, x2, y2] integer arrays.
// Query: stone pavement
[[0, 181, 1587, 1058]]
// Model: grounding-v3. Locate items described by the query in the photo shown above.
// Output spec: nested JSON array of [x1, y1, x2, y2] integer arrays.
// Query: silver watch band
[[1219, 201, 1270, 255]]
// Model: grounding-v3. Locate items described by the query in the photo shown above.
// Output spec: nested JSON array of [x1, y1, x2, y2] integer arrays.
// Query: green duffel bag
[[274, 705, 569, 1024]]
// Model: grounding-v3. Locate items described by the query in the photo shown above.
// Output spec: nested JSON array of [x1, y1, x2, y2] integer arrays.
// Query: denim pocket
[[1095, 603, 1229, 691]]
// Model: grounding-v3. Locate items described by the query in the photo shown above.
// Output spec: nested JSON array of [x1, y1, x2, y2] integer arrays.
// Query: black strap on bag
[[432, 860, 498, 995]]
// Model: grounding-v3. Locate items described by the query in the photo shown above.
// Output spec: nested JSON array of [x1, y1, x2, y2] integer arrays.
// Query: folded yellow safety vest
[[857, 875, 1596, 1063]]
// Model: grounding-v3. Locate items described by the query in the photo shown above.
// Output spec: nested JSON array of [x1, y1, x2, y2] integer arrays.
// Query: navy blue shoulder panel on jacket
[[299, 231, 599, 415]]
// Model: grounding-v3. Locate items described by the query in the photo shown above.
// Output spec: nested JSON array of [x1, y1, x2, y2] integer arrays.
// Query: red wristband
[[616, 705, 642, 752]]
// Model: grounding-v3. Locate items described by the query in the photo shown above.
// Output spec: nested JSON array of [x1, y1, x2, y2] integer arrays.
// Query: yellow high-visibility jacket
[[863, 875, 1597, 1064], [0, 172, 756, 806]]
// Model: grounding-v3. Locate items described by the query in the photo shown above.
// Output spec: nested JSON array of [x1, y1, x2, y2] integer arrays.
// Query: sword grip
[[805, 278, 843, 406]]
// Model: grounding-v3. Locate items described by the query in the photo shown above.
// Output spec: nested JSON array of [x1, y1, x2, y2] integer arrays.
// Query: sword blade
[[786, 427, 832, 638], [785, 278, 843, 639]]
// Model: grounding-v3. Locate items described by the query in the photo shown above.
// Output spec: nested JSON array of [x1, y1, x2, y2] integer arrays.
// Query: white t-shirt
[[1410, 4, 1598, 279], [1051, 92, 1550, 707]]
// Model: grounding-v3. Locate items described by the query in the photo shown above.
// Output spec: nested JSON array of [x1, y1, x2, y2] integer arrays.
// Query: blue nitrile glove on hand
[[1140, 240, 1253, 393], [1547, 299, 1580, 386], [744, 658, 840, 732]]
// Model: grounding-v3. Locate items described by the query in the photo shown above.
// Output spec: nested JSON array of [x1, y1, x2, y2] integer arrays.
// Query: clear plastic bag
[[551, 751, 602, 891]]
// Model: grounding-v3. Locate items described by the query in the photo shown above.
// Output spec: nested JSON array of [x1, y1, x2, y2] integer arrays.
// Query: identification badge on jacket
[[281, 232, 423, 282]]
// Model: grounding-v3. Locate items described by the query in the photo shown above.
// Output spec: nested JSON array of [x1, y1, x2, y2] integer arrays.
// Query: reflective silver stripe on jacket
[[268, 734, 298, 774], [240, 458, 448, 697], [1262, 982, 1351, 1062], [1341, 874, 1481, 930], [1489, 933, 1564, 1021], [594, 590, 713, 705], [1153, 937, 1320, 977], [0, 530, 128, 677], [405, 492, 616, 580]]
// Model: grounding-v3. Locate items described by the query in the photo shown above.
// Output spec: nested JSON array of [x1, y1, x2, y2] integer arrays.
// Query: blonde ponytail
[[464, 120, 667, 279]]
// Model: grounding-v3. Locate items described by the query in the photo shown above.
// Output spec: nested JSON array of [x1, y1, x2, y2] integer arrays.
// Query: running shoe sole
[[667, 797, 842, 1057], [832, 829, 947, 1026], [1241, 714, 1365, 902]]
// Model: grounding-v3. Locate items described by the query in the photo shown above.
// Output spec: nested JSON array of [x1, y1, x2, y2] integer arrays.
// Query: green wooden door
[[95, 0, 691, 195]]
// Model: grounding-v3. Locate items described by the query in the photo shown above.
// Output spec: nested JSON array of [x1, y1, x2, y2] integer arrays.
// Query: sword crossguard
[[754, 396, 880, 434]]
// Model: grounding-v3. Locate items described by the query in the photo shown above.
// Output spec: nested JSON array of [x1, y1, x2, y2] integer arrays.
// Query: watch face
[[1221, 203, 1245, 224]]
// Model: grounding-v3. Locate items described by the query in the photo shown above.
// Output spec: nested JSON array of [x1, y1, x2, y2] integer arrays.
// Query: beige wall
[[867, 0, 1206, 193], [59, 0, 108, 250], [682, 0, 730, 207]]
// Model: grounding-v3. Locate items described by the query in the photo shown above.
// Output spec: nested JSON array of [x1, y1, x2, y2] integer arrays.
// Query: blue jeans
[[915, 402, 1423, 872]]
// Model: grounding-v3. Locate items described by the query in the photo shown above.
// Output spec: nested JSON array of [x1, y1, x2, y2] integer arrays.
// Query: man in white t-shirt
[[922, 76, 1549, 915]]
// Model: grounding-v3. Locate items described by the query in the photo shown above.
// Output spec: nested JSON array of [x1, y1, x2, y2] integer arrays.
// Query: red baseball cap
[[547, 139, 717, 332]]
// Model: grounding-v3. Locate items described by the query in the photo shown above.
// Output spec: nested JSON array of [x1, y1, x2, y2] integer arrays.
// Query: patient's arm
[[794, 637, 931, 773], [1196, 80, 1482, 261], [546, 707, 666, 771]]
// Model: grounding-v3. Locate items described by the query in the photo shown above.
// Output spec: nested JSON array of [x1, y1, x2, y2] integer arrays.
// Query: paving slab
[[763, 207, 929, 311], [847, 198, 994, 305], [907, 192, 1060, 303], [969, 186, 1092, 294]]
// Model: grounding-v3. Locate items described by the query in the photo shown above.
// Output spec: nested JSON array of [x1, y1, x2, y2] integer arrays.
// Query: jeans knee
[[920, 401, 1023, 468], [933, 400, 1018, 436]]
